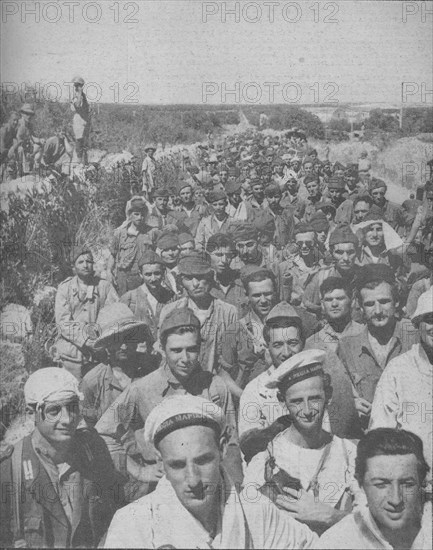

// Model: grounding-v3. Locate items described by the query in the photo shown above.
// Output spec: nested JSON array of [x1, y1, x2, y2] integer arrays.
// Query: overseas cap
[[160, 307, 201, 340], [178, 232, 195, 246], [266, 301, 301, 324], [208, 190, 227, 203], [265, 349, 326, 389], [24, 367, 83, 409], [329, 226, 359, 247], [138, 250, 165, 269], [327, 177, 345, 190], [310, 212, 329, 232], [144, 395, 225, 447], [126, 196, 148, 214], [232, 222, 258, 243], [70, 244, 93, 265], [370, 178, 387, 191], [72, 76, 85, 85], [177, 250, 213, 276], [153, 188, 170, 198], [411, 287, 433, 324], [355, 264, 395, 290], [157, 233, 179, 250], [362, 204, 384, 222], [295, 222, 314, 235], [225, 179, 242, 194]]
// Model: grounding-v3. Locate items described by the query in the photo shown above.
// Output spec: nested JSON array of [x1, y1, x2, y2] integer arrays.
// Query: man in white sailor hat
[[104, 394, 317, 549]]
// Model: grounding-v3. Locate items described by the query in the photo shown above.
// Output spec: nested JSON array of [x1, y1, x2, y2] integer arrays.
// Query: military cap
[[304, 175, 319, 185], [208, 190, 227, 203], [232, 222, 259, 243], [310, 212, 329, 232], [72, 76, 85, 85], [363, 205, 384, 222], [327, 177, 345, 190], [295, 222, 314, 235], [225, 179, 242, 194], [144, 395, 225, 447], [126, 196, 147, 214], [153, 187, 170, 198], [329, 226, 359, 247], [369, 178, 387, 191], [138, 250, 165, 269], [264, 183, 282, 197], [70, 244, 93, 265], [265, 349, 326, 389], [157, 233, 179, 250], [177, 251, 213, 276], [333, 161, 346, 171], [177, 180, 192, 194], [315, 201, 336, 216], [265, 301, 301, 325], [19, 103, 35, 115], [355, 264, 396, 290], [159, 307, 201, 341], [144, 143, 157, 152], [178, 232, 195, 246], [303, 156, 315, 165]]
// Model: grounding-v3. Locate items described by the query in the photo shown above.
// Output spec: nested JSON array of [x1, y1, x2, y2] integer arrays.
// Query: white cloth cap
[[265, 349, 327, 389], [353, 219, 404, 250], [411, 286, 433, 323], [144, 395, 225, 446], [24, 367, 83, 408]]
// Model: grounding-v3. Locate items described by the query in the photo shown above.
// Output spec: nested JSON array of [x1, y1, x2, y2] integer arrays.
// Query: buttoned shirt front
[[337, 321, 419, 403]]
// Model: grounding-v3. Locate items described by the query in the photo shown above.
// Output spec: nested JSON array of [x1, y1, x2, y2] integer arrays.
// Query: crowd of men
[[1, 119, 432, 549]]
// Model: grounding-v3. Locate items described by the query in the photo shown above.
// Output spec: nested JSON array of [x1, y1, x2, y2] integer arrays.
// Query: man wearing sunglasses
[[0, 368, 123, 548]]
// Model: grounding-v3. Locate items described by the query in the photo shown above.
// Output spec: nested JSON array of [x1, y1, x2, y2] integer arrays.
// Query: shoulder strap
[[11, 438, 24, 544], [307, 439, 333, 496]]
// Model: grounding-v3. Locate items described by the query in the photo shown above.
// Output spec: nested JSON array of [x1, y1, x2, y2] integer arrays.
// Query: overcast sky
[[1, 0, 432, 105]]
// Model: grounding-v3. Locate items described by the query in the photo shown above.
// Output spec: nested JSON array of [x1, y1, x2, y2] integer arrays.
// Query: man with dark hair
[[303, 225, 360, 317], [207, 233, 247, 314], [337, 264, 419, 432], [159, 251, 238, 373], [303, 176, 323, 222], [305, 277, 363, 353], [222, 267, 277, 399], [0, 368, 124, 548], [231, 222, 267, 270], [370, 287, 433, 481], [318, 428, 431, 549], [96, 307, 241, 492], [225, 178, 243, 218], [352, 194, 373, 225], [148, 187, 187, 230], [104, 395, 317, 549]]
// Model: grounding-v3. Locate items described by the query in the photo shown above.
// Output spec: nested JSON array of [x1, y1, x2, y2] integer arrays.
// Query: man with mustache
[[369, 287, 433, 482], [337, 264, 419, 432], [104, 395, 317, 549], [317, 429, 431, 549], [96, 307, 241, 494]]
